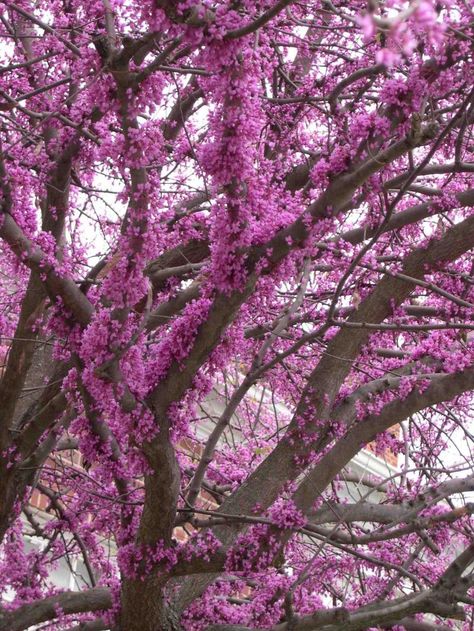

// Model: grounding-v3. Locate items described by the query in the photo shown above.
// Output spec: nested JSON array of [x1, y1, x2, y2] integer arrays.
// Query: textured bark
[[120, 578, 182, 631]]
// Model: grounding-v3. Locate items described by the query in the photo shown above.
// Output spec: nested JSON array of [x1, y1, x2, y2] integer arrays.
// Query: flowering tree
[[1, 0, 474, 629]]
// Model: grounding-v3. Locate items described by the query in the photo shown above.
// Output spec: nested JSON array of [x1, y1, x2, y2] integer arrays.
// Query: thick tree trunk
[[119, 427, 182, 631], [120, 578, 181, 631], [0, 471, 16, 544]]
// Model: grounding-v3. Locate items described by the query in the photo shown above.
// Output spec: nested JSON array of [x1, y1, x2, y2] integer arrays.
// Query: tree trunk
[[120, 578, 182, 631], [0, 470, 16, 544]]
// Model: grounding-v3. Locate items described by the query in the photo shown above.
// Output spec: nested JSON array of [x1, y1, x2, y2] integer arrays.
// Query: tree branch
[[0, 588, 112, 631]]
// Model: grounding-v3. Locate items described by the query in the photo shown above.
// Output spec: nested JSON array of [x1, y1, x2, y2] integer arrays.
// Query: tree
[[0, 0, 473, 629]]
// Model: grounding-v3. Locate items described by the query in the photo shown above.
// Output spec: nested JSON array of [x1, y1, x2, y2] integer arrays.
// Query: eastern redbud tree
[[0, 0, 474, 630]]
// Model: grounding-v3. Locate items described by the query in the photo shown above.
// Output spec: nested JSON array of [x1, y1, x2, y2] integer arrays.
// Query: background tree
[[0, 0, 474, 630]]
